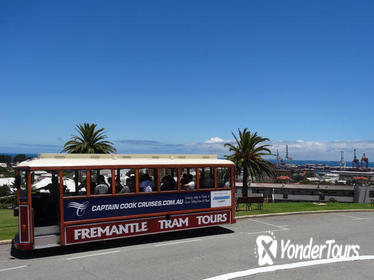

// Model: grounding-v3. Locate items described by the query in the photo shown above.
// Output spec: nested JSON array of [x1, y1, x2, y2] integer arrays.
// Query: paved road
[[1, 212, 373, 280]]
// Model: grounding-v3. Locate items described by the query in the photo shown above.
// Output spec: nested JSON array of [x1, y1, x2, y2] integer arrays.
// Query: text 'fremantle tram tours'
[[13, 154, 235, 250]]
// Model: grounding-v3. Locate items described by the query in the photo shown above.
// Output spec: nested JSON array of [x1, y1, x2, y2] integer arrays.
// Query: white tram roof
[[17, 154, 234, 168]]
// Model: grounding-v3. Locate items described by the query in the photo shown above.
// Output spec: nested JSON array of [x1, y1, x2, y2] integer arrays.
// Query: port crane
[[361, 153, 369, 168], [352, 149, 360, 168], [285, 144, 293, 161], [340, 151, 346, 168]]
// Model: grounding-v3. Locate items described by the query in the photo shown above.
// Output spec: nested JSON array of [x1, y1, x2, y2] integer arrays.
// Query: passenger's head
[[140, 174, 147, 182], [98, 175, 105, 183], [52, 176, 58, 184]]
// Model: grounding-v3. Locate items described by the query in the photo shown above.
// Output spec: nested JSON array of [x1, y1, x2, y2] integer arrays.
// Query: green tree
[[62, 123, 116, 154], [0, 155, 11, 165], [0, 185, 10, 197], [13, 154, 27, 163], [224, 128, 274, 197]]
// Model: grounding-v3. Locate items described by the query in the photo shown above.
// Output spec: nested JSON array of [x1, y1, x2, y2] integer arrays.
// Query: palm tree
[[225, 128, 274, 197], [62, 123, 116, 154]]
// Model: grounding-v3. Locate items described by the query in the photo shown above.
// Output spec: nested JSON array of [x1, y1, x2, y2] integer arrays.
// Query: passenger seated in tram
[[39, 175, 59, 197], [140, 174, 155, 192], [183, 174, 195, 190], [161, 175, 176, 191], [107, 176, 113, 193], [127, 175, 136, 192], [224, 175, 230, 188], [94, 175, 109, 194], [114, 177, 124, 193], [78, 180, 87, 195], [120, 178, 131, 193], [199, 171, 213, 188], [180, 173, 189, 186]]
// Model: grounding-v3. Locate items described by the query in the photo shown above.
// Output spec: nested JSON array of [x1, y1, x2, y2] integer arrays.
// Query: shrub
[[0, 185, 10, 196], [328, 197, 337, 203], [0, 195, 16, 209]]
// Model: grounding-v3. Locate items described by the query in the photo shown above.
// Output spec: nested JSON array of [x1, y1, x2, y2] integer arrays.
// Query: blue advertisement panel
[[64, 191, 219, 222]]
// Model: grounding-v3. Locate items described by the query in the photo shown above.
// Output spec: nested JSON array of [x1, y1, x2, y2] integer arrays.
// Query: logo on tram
[[68, 201, 89, 216]]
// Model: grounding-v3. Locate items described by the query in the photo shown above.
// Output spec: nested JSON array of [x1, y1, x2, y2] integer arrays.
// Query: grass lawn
[[0, 209, 17, 241], [235, 202, 374, 216]]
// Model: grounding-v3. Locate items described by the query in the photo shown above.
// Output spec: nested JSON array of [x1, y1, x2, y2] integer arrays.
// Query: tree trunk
[[242, 168, 248, 197]]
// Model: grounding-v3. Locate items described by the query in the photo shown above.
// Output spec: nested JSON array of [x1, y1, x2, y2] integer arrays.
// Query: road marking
[[0, 265, 27, 273], [154, 239, 202, 247], [66, 250, 121, 260], [247, 228, 288, 235], [247, 219, 289, 230], [333, 213, 370, 221], [202, 255, 374, 280]]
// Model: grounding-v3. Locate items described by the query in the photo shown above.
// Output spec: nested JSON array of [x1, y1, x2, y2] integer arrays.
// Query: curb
[[236, 209, 374, 219], [0, 240, 11, 245]]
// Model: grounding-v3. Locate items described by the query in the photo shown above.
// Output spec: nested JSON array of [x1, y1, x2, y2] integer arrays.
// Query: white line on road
[[202, 255, 374, 280], [154, 239, 202, 247], [0, 265, 27, 273], [248, 219, 289, 230], [66, 250, 121, 260], [247, 228, 289, 235], [333, 213, 370, 221]]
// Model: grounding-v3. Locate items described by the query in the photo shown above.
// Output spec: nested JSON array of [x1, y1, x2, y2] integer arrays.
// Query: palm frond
[[62, 123, 116, 154]]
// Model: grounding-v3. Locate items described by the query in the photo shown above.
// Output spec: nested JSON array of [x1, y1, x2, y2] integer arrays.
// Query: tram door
[[31, 171, 61, 248]]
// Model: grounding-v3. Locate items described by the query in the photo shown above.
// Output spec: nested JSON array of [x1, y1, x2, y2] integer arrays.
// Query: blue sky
[[1, 0, 374, 160]]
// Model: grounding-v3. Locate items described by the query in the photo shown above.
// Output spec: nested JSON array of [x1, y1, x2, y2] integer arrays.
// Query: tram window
[[160, 168, 177, 191], [90, 169, 111, 195], [63, 170, 87, 196], [115, 169, 136, 193], [31, 171, 60, 197], [180, 168, 196, 190], [199, 167, 214, 189], [19, 170, 28, 201], [217, 167, 231, 188], [139, 168, 157, 192]]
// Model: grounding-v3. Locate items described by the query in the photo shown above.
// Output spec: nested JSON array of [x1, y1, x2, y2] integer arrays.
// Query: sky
[[1, 0, 374, 160]]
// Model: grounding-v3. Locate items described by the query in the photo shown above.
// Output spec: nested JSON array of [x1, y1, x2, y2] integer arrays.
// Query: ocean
[[269, 159, 374, 168], [0, 153, 38, 159]]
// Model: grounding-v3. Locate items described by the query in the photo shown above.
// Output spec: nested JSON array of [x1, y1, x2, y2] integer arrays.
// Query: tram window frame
[[90, 169, 112, 195], [217, 167, 231, 189], [160, 168, 178, 192], [62, 170, 87, 197], [114, 168, 136, 194], [31, 170, 60, 196], [199, 167, 215, 189], [180, 168, 197, 191], [138, 168, 157, 193], [19, 170, 28, 202]]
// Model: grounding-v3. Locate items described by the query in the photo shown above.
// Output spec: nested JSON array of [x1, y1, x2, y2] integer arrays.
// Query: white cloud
[[204, 137, 227, 144]]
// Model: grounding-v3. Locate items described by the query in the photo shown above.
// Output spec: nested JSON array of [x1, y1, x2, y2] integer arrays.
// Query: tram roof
[[17, 154, 234, 168]]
